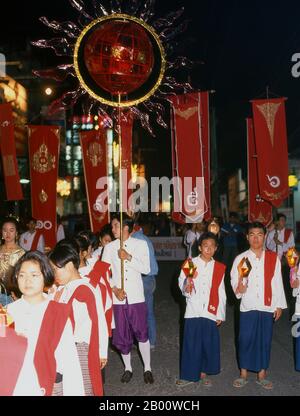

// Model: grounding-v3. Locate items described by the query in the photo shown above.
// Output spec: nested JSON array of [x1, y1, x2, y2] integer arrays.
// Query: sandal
[[175, 379, 194, 387], [256, 378, 273, 390], [199, 377, 212, 387], [233, 377, 248, 388]]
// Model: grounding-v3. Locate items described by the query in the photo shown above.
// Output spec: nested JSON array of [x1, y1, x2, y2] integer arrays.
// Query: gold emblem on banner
[[250, 211, 271, 224], [263, 189, 286, 201], [2, 155, 16, 177], [87, 142, 103, 167], [256, 102, 281, 147], [32, 144, 56, 173], [175, 106, 198, 120], [39, 189, 48, 203]]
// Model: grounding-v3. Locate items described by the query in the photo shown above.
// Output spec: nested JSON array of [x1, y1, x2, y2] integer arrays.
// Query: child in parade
[[231, 222, 287, 390], [102, 214, 153, 384], [176, 232, 226, 387], [48, 242, 108, 396], [5, 251, 84, 396]]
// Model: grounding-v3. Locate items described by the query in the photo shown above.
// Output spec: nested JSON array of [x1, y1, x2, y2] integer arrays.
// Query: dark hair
[[1, 216, 20, 233], [111, 213, 134, 233], [247, 221, 266, 235], [77, 230, 98, 250], [13, 251, 54, 289], [54, 238, 80, 255], [229, 212, 239, 219], [276, 213, 286, 221], [198, 232, 218, 246], [48, 241, 80, 270], [99, 224, 113, 240], [74, 235, 90, 252], [26, 216, 37, 224]]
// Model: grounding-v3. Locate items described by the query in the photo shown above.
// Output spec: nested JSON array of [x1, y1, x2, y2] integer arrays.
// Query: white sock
[[138, 340, 151, 372], [121, 353, 132, 372]]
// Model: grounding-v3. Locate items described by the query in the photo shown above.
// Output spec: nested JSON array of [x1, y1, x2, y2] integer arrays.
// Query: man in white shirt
[[102, 213, 153, 385], [265, 213, 295, 316], [19, 217, 45, 253], [231, 222, 287, 390], [265, 213, 295, 260]]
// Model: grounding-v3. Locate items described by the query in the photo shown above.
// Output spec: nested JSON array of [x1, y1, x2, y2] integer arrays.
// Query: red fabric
[[30, 229, 43, 251], [247, 118, 273, 226], [0, 327, 28, 396], [251, 98, 289, 208], [264, 251, 277, 306], [208, 261, 226, 315], [0, 103, 23, 201], [88, 260, 113, 336], [34, 301, 71, 396], [80, 130, 109, 233], [28, 126, 60, 248], [284, 229, 292, 244], [68, 285, 103, 396], [170, 92, 210, 223]]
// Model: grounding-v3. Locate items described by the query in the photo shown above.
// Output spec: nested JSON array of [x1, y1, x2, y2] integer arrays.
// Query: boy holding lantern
[[176, 232, 226, 387], [231, 222, 287, 390]]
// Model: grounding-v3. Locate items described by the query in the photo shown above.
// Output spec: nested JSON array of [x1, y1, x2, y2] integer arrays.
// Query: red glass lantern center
[[84, 20, 155, 95]]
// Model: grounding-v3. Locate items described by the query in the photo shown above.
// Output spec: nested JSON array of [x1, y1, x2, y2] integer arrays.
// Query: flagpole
[[118, 93, 124, 291]]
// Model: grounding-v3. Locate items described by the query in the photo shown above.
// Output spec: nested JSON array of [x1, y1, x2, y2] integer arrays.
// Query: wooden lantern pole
[[118, 93, 125, 291]]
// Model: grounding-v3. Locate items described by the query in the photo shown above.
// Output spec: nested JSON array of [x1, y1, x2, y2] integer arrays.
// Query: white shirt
[[49, 279, 108, 359], [56, 224, 65, 243], [92, 247, 103, 260], [19, 231, 45, 253], [184, 230, 201, 257], [231, 249, 287, 313], [7, 297, 84, 396], [102, 237, 150, 305], [79, 259, 114, 328], [178, 257, 226, 322], [292, 268, 300, 316], [265, 228, 295, 260]]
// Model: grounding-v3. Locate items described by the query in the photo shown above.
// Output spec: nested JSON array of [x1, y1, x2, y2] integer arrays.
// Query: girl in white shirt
[[6, 250, 84, 396], [48, 242, 108, 396]]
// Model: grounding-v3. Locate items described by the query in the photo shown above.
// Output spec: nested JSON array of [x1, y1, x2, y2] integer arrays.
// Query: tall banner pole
[[118, 94, 124, 291]]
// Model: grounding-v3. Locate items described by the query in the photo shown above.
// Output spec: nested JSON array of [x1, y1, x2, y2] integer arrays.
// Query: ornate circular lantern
[[74, 14, 166, 107]]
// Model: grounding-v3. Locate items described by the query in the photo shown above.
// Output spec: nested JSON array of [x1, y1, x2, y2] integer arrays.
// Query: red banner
[[80, 129, 109, 233], [28, 126, 60, 249], [251, 98, 289, 208], [170, 92, 211, 223], [247, 118, 273, 226], [0, 104, 23, 201]]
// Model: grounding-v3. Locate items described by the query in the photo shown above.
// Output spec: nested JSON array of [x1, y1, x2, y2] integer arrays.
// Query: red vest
[[264, 250, 277, 306], [284, 228, 292, 244], [88, 260, 113, 337], [68, 285, 103, 396], [0, 327, 28, 396], [208, 261, 226, 315], [34, 301, 71, 396], [30, 229, 43, 251]]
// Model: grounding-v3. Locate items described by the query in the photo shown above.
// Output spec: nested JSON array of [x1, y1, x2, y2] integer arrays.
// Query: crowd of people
[[0, 210, 298, 395]]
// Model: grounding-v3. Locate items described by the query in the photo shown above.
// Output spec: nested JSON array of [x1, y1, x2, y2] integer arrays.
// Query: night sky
[[1, 0, 300, 181]]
